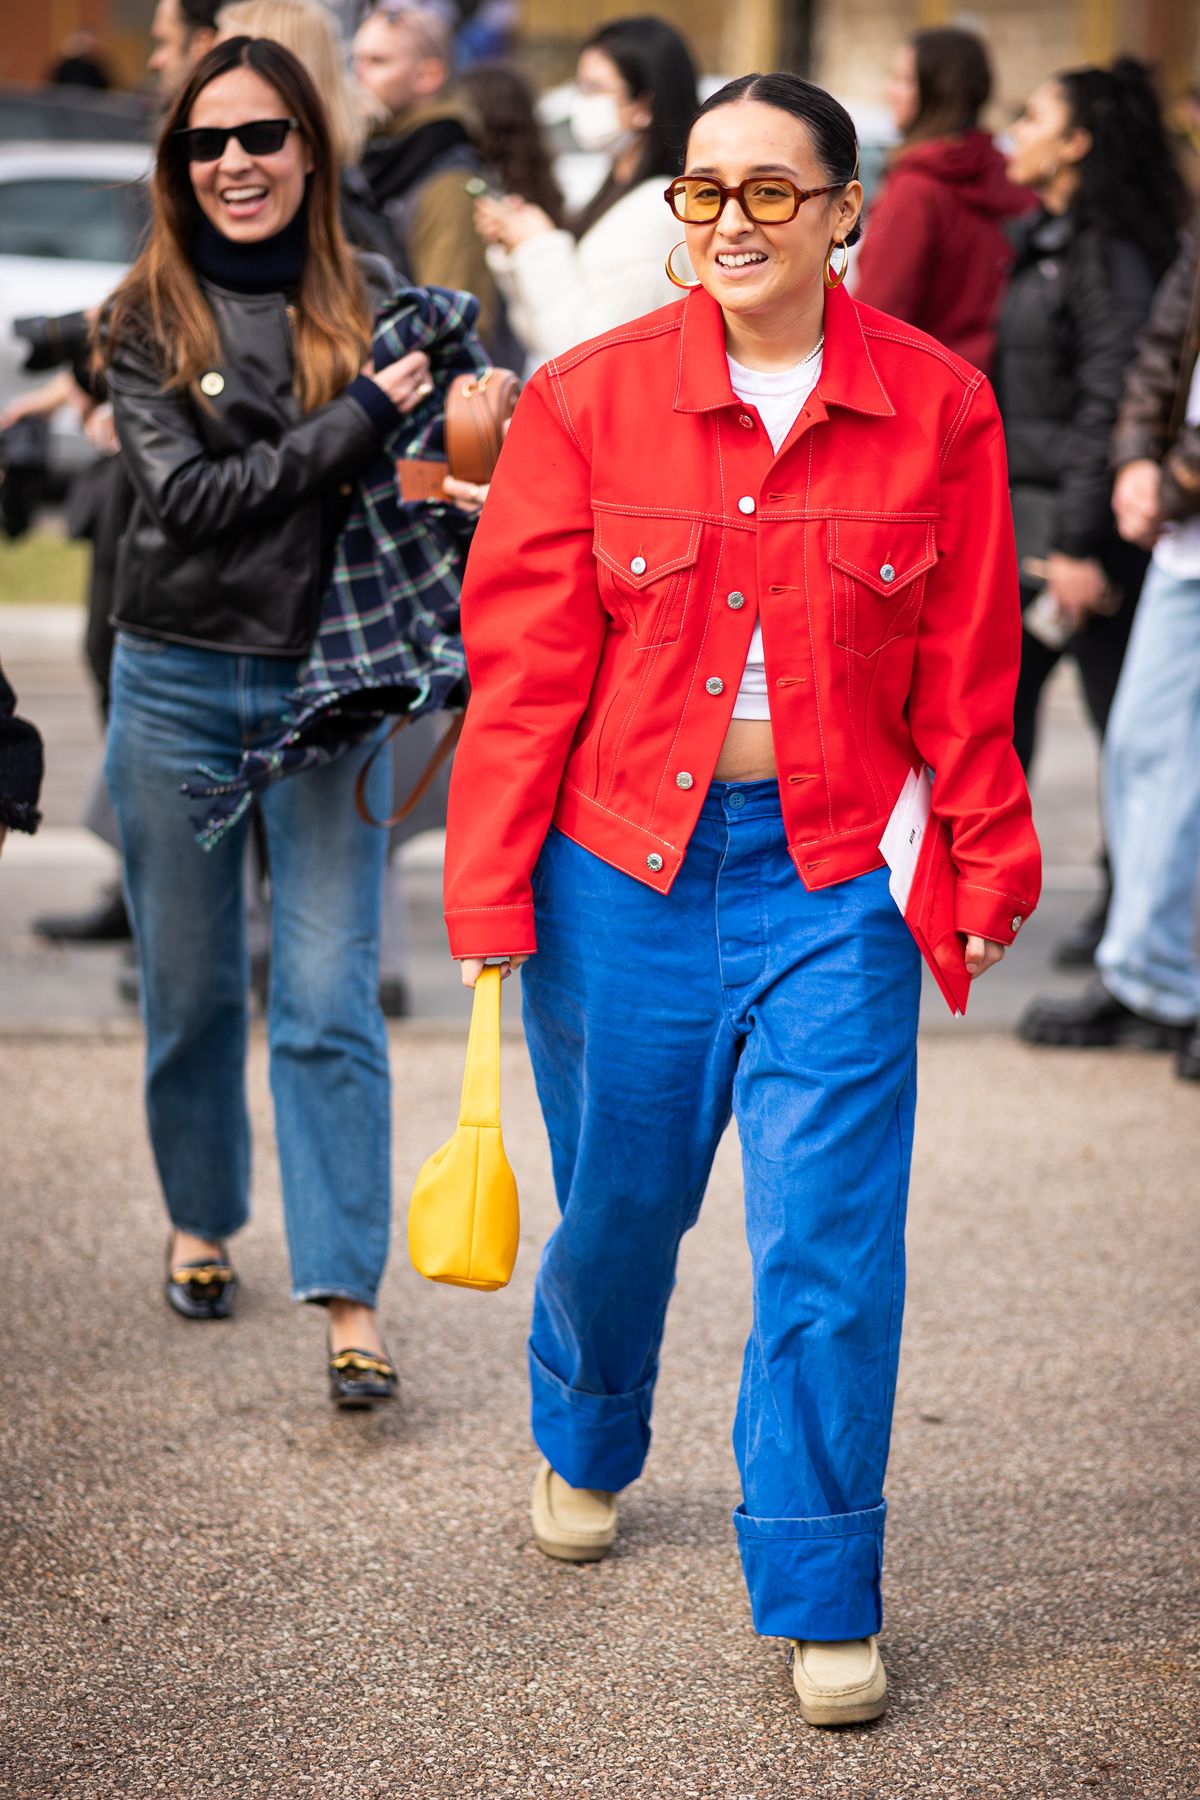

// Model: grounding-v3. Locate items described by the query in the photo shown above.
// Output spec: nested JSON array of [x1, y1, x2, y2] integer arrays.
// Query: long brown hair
[[902, 27, 992, 147], [102, 35, 370, 412]]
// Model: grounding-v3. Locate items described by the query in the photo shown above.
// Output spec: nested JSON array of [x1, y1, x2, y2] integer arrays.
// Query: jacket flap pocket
[[593, 510, 702, 589], [828, 519, 937, 594]]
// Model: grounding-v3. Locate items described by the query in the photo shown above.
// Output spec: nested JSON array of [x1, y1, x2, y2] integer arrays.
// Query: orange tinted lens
[[676, 179, 723, 221], [744, 181, 797, 221]]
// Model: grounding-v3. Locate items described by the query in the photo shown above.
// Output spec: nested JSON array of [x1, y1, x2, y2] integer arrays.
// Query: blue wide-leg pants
[[521, 781, 921, 1641]]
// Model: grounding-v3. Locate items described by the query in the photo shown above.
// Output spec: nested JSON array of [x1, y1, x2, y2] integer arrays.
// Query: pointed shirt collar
[[672, 281, 895, 420]]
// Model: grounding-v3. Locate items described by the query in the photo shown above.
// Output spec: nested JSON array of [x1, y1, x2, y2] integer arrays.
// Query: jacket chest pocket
[[592, 511, 702, 649], [828, 519, 937, 658]]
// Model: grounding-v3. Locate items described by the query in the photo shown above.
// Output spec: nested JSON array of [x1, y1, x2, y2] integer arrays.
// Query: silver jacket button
[[705, 676, 725, 696], [727, 590, 746, 609], [880, 563, 896, 583], [675, 772, 694, 790], [1011, 915, 1023, 931], [646, 853, 664, 873], [630, 555, 647, 575], [738, 496, 756, 515], [199, 371, 225, 396]]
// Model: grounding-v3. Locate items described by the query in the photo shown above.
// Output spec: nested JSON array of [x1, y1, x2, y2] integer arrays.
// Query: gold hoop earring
[[665, 240, 701, 290], [823, 239, 848, 290]]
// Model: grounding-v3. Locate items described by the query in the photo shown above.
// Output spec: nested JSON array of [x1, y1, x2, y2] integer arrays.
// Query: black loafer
[[328, 1346, 398, 1409], [165, 1238, 238, 1320], [1018, 980, 1194, 1051]]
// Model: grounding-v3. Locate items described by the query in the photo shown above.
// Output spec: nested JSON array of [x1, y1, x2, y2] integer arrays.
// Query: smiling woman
[[95, 37, 445, 1409], [442, 69, 1042, 1730]]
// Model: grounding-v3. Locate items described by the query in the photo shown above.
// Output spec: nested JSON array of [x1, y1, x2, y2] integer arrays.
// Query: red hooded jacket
[[443, 283, 1041, 960], [854, 130, 1033, 372]]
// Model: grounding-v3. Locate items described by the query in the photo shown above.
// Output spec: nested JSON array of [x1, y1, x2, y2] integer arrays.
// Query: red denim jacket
[[443, 282, 1041, 958]]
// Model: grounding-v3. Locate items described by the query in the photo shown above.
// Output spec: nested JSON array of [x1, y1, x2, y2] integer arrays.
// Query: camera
[[12, 310, 92, 374]]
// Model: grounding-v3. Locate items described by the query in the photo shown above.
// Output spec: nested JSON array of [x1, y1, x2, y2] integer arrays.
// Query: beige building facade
[[519, 0, 1200, 117]]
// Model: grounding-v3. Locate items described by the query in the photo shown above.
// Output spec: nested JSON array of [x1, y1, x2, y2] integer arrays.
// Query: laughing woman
[[443, 74, 1041, 1721], [101, 37, 434, 1405]]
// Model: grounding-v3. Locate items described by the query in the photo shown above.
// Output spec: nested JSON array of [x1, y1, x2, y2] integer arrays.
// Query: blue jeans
[[106, 634, 392, 1305], [1097, 562, 1200, 1023], [521, 781, 921, 1641]]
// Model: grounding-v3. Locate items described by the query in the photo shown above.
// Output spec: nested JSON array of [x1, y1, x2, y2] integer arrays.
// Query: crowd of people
[[2, 0, 1200, 1730]]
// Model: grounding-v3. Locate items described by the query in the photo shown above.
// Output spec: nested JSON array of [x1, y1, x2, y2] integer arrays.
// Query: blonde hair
[[216, 0, 369, 164]]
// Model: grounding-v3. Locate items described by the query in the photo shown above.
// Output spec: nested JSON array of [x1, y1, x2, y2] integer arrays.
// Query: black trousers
[[1013, 547, 1149, 776]]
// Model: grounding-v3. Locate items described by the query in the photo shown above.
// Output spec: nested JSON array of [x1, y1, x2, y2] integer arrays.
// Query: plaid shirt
[[184, 285, 489, 848]]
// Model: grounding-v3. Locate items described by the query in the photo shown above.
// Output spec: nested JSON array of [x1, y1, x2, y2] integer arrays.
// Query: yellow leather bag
[[408, 965, 519, 1290]]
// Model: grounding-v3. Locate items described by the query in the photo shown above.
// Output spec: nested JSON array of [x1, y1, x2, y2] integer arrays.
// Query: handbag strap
[[459, 963, 502, 1128], [354, 711, 464, 830]]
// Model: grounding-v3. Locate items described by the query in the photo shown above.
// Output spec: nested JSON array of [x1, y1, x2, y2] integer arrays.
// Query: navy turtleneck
[[191, 202, 308, 293], [189, 198, 398, 433]]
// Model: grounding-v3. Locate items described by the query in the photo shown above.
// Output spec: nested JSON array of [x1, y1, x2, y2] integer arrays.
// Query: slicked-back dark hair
[[692, 72, 863, 246]]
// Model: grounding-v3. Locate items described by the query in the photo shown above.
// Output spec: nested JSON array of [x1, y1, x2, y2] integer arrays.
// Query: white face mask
[[569, 88, 640, 159]]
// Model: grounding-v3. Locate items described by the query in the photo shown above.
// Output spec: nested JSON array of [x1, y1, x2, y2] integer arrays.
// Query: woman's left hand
[[363, 349, 433, 414], [964, 935, 1006, 979], [442, 475, 489, 514], [1045, 553, 1108, 629]]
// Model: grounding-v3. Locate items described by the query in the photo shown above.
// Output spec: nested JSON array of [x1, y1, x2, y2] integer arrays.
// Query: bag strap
[[354, 711, 464, 831], [458, 963, 502, 1129]]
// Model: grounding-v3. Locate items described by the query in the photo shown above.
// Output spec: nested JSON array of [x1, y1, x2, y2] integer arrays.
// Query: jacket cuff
[[1111, 424, 1165, 472], [346, 374, 401, 434], [445, 900, 537, 960], [954, 880, 1036, 947]]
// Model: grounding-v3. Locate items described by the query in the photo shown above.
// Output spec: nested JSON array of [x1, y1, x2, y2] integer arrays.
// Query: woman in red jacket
[[855, 27, 1032, 371], [444, 72, 1040, 1725]]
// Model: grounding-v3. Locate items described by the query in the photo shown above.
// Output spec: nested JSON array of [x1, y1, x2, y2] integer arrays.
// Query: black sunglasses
[[664, 175, 845, 225], [174, 117, 300, 163]]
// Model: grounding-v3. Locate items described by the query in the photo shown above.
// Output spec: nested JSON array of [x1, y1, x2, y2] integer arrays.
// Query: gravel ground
[[1, 1031, 1197, 1799]]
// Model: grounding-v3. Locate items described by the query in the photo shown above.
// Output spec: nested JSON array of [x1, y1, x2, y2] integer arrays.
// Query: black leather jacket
[[108, 255, 395, 655]]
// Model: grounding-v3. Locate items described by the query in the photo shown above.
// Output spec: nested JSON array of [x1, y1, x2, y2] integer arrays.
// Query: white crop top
[[727, 349, 823, 721]]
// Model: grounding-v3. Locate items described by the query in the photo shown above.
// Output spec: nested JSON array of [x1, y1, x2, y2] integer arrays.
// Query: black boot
[[1018, 980, 1194, 1050], [1051, 891, 1109, 969], [34, 881, 130, 943], [1177, 1029, 1200, 1081]]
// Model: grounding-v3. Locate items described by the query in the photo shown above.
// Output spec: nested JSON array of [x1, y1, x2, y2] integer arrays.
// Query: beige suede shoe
[[530, 1459, 618, 1563], [790, 1636, 887, 1726]]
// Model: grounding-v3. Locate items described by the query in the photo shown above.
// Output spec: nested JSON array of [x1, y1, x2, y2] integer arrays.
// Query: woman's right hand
[[459, 955, 531, 987], [362, 350, 433, 415], [1113, 458, 1163, 548]]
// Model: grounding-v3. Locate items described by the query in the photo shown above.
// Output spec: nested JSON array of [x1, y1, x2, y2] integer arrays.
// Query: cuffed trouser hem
[[293, 1286, 380, 1309], [168, 1212, 248, 1241], [529, 1341, 653, 1494], [1098, 968, 1199, 1028], [733, 1500, 886, 1640]]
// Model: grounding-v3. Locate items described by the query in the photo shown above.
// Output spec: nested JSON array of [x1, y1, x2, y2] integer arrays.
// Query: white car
[[0, 140, 150, 484]]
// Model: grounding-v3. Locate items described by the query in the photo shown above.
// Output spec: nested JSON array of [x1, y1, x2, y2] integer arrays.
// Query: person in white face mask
[[473, 16, 699, 366]]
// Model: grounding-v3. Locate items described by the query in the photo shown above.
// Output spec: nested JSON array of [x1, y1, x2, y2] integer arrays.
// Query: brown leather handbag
[[395, 367, 521, 503], [361, 369, 522, 828]]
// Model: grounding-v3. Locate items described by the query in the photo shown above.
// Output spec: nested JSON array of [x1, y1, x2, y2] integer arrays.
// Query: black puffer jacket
[[107, 254, 396, 655], [993, 208, 1158, 565]]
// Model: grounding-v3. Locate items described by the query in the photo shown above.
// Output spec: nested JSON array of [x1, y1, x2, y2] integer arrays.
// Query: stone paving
[[0, 1033, 1197, 1798], [1, 600, 1197, 1797]]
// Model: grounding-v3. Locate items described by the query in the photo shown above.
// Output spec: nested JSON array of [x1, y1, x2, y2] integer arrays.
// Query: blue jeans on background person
[[521, 781, 922, 1642], [105, 633, 392, 1306], [1096, 562, 1200, 1024]]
